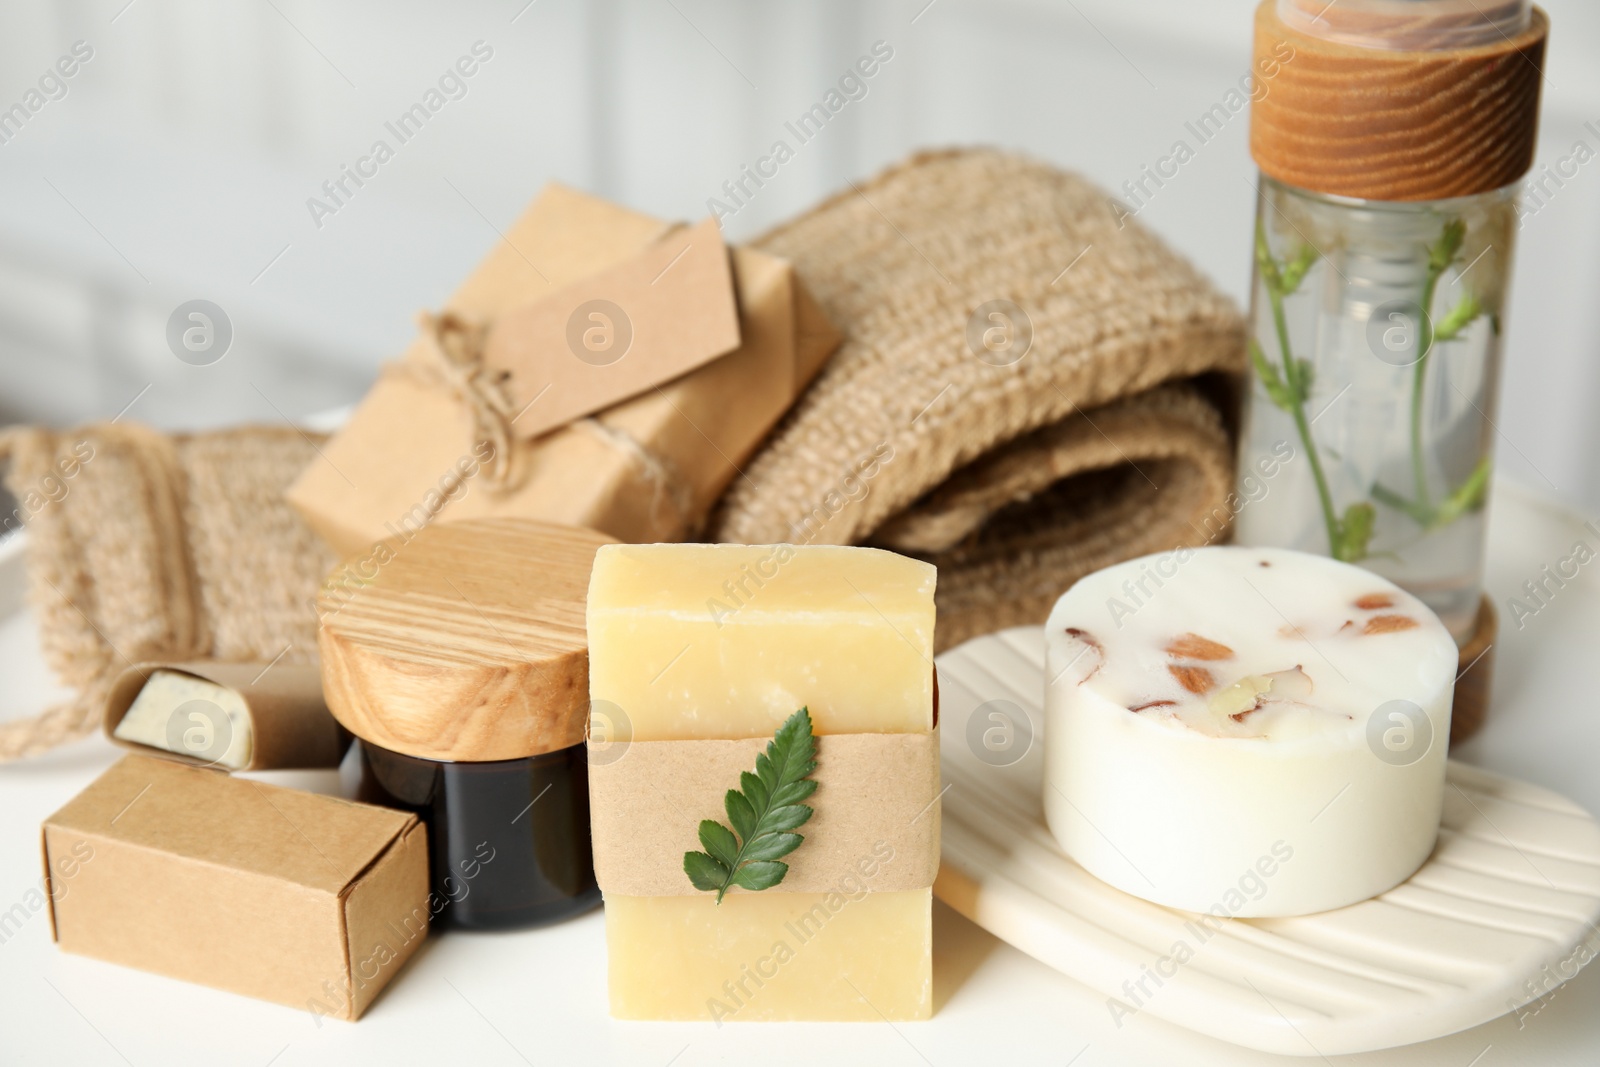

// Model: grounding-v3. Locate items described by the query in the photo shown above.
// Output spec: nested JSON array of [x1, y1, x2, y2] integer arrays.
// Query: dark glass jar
[[354, 740, 599, 930]]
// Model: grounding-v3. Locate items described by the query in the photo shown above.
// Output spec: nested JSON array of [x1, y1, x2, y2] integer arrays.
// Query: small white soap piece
[[1043, 545, 1456, 917], [112, 670, 254, 770]]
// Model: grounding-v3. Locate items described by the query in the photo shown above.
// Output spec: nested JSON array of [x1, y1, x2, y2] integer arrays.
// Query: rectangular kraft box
[[43, 755, 429, 1020]]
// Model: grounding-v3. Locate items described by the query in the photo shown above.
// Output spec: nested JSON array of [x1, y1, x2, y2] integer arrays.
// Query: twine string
[[404, 310, 695, 530], [413, 311, 519, 488]]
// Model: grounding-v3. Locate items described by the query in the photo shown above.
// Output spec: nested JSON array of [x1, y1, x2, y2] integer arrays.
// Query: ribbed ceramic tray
[[933, 626, 1600, 1057]]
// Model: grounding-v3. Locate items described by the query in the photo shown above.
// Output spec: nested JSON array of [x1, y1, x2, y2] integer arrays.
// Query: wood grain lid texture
[[317, 519, 616, 762], [1251, 1, 1548, 201]]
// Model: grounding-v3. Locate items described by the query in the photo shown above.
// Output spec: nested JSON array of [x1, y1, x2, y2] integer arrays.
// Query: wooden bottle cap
[[318, 519, 616, 763], [1250, 1, 1548, 201]]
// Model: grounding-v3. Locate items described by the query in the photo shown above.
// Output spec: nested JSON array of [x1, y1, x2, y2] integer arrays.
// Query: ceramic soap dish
[[933, 627, 1600, 1057]]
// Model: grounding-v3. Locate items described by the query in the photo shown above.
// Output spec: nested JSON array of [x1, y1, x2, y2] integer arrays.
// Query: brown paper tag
[[482, 216, 741, 438], [588, 729, 941, 897]]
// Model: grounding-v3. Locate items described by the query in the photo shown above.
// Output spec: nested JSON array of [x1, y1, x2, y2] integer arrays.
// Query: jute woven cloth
[[712, 148, 1246, 648], [0, 424, 332, 760]]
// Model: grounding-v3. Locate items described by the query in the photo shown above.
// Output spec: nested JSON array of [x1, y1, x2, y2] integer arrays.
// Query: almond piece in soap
[[1208, 675, 1271, 720], [1208, 665, 1315, 722], [1364, 614, 1419, 635], [1169, 664, 1215, 695], [1165, 633, 1234, 661], [1262, 665, 1313, 701], [1062, 627, 1104, 684], [1355, 594, 1394, 610]]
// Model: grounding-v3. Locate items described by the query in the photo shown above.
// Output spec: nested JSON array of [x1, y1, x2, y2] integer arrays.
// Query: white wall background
[[0, 0, 1596, 506]]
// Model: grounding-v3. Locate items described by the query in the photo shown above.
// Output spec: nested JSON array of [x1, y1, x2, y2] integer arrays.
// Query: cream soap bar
[[1044, 545, 1456, 917], [587, 543, 935, 1021], [112, 669, 253, 770]]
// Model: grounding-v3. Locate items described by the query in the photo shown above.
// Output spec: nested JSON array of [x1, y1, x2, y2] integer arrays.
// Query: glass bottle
[[1235, 0, 1548, 644]]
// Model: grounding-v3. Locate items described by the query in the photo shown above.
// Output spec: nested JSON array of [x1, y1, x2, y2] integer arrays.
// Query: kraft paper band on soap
[[588, 729, 942, 897], [104, 660, 348, 771]]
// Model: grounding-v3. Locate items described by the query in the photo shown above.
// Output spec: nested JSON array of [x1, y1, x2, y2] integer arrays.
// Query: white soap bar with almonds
[[1044, 545, 1456, 916], [112, 669, 254, 770]]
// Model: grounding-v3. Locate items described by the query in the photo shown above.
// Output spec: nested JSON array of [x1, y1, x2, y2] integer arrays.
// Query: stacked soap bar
[[1044, 545, 1457, 916], [587, 543, 936, 1021]]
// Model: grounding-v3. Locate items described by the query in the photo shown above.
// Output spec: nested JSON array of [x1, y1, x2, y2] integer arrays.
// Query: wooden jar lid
[[317, 519, 616, 763], [1250, 1, 1548, 201]]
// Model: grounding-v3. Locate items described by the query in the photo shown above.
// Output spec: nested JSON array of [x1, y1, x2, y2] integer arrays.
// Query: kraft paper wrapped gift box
[[287, 183, 840, 555]]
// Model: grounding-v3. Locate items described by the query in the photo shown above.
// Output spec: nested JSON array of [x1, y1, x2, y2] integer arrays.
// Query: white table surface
[[1, 479, 1597, 1066]]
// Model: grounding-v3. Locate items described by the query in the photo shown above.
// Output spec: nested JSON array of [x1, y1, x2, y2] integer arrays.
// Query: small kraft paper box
[[287, 183, 841, 556], [43, 755, 429, 1020]]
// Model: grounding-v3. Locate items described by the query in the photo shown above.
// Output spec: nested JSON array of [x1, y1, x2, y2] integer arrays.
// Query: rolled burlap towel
[[710, 148, 1246, 649]]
